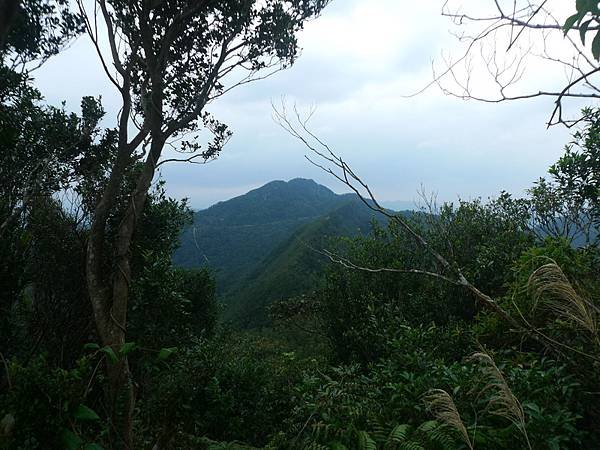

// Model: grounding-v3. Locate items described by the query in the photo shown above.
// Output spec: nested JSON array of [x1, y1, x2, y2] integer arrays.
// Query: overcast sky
[[33, 0, 585, 209]]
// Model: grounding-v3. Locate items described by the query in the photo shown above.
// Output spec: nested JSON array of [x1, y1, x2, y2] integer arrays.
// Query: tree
[[0, 91, 108, 360], [413, 1, 600, 127], [0, 0, 82, 64], [273, 102, 600, 370], [549, 107, 600, 225], [75, 0, 330, 445], [0, 0, 85, 239]]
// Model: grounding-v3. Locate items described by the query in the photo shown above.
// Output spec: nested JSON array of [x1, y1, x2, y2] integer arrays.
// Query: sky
[[33, 0, 588, 210]]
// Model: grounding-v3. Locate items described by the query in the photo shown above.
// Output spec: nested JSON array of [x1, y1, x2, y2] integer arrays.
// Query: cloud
[[31, 0, 578, 210]]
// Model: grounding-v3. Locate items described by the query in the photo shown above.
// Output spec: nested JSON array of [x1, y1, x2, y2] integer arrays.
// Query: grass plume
[[470, 352, 531, 450], [423, 388, 473, 450], [527, 261, 597, 336]]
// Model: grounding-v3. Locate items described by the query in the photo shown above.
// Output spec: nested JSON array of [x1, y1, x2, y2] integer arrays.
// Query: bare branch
[[273, 102, 522, 328], [411, 1, 600, 127]]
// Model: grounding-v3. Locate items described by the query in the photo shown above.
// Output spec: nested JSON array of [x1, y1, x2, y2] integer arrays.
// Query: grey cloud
[[30, 1, 575, 211]]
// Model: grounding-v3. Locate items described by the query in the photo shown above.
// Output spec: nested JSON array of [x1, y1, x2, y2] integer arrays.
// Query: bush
[[0, 355, 106, 449]]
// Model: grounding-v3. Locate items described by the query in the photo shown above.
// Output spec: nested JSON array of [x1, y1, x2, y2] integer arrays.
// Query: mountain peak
[[288, 177, 318, 186], [259, 177, 328, 190]]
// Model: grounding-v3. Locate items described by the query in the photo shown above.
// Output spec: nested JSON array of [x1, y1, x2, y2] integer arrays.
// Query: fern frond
[[311, 422, 345, 442], [423, 390, 472, 450], [367, 419, 388, 443], [416, 420, 438, 433], [398, 442, 425, 450], [387, 423, 411, 444], [357, 430, 377, 450], [528, 261, 597, 335], [427, 425, 456, 450], [304, 443, 329, 450]]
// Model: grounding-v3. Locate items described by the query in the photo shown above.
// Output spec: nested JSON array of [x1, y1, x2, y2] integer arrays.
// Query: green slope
[[173, 178, 351, 292], [223, 198, 384, 327]]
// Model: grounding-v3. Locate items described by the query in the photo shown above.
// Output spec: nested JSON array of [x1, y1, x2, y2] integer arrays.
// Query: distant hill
[[173, 178, 349, 284], [223, 198, 383, 327], [173, 178, 391, 325], [381, 200, 419, 211]]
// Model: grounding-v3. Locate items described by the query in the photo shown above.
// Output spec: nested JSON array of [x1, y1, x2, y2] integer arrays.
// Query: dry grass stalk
[[470, 352, 531, 450], [424, 388, 473, 450], [528, 261, 597, 336]]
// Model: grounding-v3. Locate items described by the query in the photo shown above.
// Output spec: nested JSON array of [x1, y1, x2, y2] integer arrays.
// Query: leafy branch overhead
[[564, 0, 600, 59]]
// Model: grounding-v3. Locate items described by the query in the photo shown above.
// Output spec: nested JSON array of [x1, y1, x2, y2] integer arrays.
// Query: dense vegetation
[[2, 1, 600, 449]]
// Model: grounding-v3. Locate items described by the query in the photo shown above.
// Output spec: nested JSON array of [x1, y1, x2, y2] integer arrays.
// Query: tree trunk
[[86, 126, 164, 448], [106, 351, 135, 448]]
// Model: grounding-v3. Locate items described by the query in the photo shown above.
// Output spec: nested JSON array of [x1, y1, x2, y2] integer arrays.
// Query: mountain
[[224, 198, 382, 327], [174, 178, 348, 283], [173, 178, 387, 325], [381, 200, 419, 211]]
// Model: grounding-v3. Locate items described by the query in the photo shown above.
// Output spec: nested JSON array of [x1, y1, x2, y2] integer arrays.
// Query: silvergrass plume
[[528, 261, 597, 336], [423, 388, 473, 450], [470, 352, 531, 450]]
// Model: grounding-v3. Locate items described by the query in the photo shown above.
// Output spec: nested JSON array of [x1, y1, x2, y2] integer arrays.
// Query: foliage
[[226, 197, 381, 327], [137, 333, 314, 448], [0, 355, 106, 450], [274, 340, 586, 449], [313, 196, 532, 364], [1, 0, 83, 65], [0, 92, 108, 359], [564, 1, 600, 59], [173, 179, 372, 306], [550, 108, 600, 231]]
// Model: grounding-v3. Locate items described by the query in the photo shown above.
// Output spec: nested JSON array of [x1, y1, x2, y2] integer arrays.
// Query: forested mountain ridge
[[223, 197, 391, 326], [173, 178, 344, 277], [173, 178, 388, 314]]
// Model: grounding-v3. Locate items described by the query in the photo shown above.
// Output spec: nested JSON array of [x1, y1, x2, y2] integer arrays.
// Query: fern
[[416, 420, 438, 433], [311, 422, 346, 442], [398, 442, 425, 450], [387, 424, 411, 445], [367, 419, 388, 444], [383, 421, 455, 450], [357, 430, 377, 450], [426, 425, 456, 449], [304, 443, 330, 450]]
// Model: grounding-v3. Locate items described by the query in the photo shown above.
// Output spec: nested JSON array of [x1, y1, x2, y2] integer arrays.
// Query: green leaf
[[74, 404, 101, 422], [100, 346, 119, 364], [564, 12, 582, 34], [60, 429, 83, 450], [157, 347, 177, 361], [119, 342, 136, 356], [580, 19, 593, 44], [83, 343, 100, 350], [576, 0, 594, 13], [417, 420, 438, 432], [592, 30, 600, 59]]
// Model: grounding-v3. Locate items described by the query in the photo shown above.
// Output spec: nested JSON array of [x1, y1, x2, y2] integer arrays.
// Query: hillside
[[224, 198, 384, 326], [173, 178, 346, 285], [173, 178, 389, 324]]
